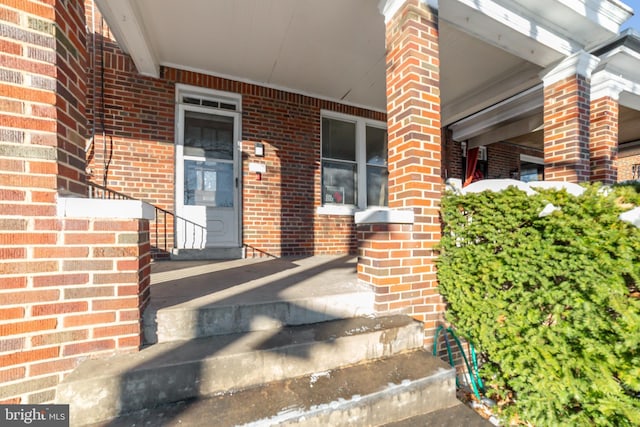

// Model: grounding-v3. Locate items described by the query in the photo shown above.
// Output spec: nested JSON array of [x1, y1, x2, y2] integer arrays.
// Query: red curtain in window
[[464, 147, 479, 187]]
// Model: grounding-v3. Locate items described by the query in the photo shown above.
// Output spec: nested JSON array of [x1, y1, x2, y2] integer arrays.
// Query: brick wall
[[231, 80, 383, 257], [86, 34, 175, 198], [618, 146, 640, 181], [0, 217, 150, 404], [487, 142, 543, 179], [166, 67, 385, 257], [86, 15, 385, 257], [443, 128, 463, 180], [1, 0, 151, 405], [55, 0, 88, 195], [444, 137, 543, 182]]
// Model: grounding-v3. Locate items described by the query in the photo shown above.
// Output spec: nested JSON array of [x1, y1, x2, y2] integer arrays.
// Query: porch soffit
[[593, 32, 640, 103], [96, 0, 632, 122]]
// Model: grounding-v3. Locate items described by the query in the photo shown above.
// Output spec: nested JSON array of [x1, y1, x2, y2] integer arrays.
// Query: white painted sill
[[316, 205, 359, 216], [317, 206, 416, 226], [355, 208, 414, 225]]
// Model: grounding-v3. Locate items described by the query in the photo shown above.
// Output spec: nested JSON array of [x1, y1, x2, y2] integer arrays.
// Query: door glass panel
[[184, 160, 234, 207], [184, 111, 234, 159]]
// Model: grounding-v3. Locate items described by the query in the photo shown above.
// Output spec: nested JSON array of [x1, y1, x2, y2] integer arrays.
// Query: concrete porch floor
[[148, 255, 375, 322]]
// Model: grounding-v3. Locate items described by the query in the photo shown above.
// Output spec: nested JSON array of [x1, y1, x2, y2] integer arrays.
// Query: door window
[[184, 111, 234, 160], [184, 160, 234, 207], [183, 110, 235, 208]]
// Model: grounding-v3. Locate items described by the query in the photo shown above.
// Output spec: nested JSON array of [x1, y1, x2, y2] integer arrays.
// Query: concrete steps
[[143, 256, 375, 345], [57, 315, 429, 426], [57, 258, 482, 426], [383, 402, 492, 426], [85, 350, 459, 427], [144, 290, 375, 344]]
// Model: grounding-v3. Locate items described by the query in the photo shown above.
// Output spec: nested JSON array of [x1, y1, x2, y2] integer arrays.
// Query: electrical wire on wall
[[85, 2, 96, 170], [99, 17, 114, 188], [85, 5, 113, 192]]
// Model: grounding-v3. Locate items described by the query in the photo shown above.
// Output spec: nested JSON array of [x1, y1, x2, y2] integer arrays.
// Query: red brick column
[[589, 95, 619, 184], [541, 51, 599, 182], [0, 0, 151, 404], [589, 70, 624, 185], [360, 0, 444, 347]]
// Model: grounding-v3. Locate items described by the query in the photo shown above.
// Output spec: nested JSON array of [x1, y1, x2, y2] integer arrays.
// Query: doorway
[[175, 88, 241, 249]]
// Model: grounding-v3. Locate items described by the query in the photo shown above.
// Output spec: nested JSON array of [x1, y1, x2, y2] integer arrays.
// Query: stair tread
[[62, 315, 417, 382], [87, 350, 456, 427], [384, 403, 493, 426]]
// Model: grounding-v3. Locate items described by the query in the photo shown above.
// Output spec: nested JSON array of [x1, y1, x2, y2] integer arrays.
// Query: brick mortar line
[[0, 323, 141, 348]]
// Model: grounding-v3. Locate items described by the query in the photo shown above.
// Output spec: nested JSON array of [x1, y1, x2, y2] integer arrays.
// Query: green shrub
[[437, 184, 640, 426]]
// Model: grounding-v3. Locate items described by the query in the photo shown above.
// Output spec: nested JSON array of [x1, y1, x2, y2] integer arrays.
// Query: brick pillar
[[589, 96, 618, 183], [589, 71, 624, 184], [541, 51, 599, 183], [360, 0, 444, 348], [0, 0, 151, 404]]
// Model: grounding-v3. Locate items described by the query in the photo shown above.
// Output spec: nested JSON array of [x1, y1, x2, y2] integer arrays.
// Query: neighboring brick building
[[1, 0, 637, 406], [619, 141, 640, 181]]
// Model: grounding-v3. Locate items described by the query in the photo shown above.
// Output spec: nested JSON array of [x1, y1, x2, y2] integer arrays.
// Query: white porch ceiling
[[96, 0, 633, 126]]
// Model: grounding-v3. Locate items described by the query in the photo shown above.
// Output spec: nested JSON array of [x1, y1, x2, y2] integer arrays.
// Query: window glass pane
[[201, 100, 219, 108], [183, 97, 200, 105], [184, 160, 234, 207], [367, 165, 388, 207], [322, 118, 356, 161], [322, 160, 356, 205], [366, 126, 387, 166], [184, 111, 234, 160], [520, 162, 544, 183]]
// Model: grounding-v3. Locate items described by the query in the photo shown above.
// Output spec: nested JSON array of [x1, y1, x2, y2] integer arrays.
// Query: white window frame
[[520, 154, 544, 165], [478, 146, 487, 161], [317, 110, 387, 215]]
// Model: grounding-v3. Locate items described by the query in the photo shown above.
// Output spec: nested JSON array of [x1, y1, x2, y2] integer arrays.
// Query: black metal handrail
[[88, 182, 206, 258]]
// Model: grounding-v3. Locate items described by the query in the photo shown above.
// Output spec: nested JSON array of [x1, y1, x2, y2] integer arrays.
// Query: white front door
[[176, 103, 240, 248]]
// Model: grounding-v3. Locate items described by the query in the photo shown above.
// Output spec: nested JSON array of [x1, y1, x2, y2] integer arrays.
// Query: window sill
[[354, 208, 414, 225], [316, 205, 359, 216]]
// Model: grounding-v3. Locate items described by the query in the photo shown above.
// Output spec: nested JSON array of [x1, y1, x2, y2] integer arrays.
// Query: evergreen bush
[[437, 183, 640, 426]]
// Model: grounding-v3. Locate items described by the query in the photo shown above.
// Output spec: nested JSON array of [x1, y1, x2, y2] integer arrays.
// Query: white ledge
[[354, 208, 415, 225], [317, 205, 358, 216], [57, 197, 155, 220], [378, 0, 437, 23], [541, 50, 600, 86]]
